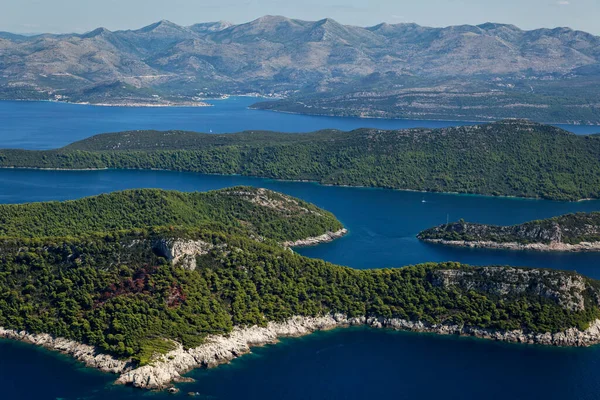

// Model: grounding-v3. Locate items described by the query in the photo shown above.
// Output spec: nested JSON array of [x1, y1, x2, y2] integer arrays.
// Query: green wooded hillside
[[2, 120, 600, 200], [0, 189, 599, 366], [0, 187, 342, 242], [2, 228, 599, 365]]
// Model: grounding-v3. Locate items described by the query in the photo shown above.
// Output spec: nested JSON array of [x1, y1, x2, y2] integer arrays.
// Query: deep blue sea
[[0, 98, 598, 150], [1, 99, 600, 400], [1, 168, 600, 277]]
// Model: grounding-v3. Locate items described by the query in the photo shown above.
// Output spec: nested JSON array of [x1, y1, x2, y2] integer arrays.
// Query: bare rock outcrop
[[430, 266, 588, 311], [282, 228, 348, 248], [372, 317, 600, 347], [222, 188, 313, 214], [152, 238, 213, 270], [423, 238, 600, 252]]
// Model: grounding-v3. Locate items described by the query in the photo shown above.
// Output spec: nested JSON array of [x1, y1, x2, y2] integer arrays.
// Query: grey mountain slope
[[189, 21, 233, 34], [1, 16, 600, 121]]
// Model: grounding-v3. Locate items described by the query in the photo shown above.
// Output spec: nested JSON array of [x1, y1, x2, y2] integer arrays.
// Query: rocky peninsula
[[4, 311, 600, 391], [418, 213, 600, 252], [113, 313, 600, 390], [282, 228, 348, 248], [1, 188, 600, 392]]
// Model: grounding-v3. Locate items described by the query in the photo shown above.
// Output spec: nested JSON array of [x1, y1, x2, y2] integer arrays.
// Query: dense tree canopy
[[0, 189, 599, 367], [2, 229, 599, 365], [1, 120, 600, 200], [0, 187, 342, 242]]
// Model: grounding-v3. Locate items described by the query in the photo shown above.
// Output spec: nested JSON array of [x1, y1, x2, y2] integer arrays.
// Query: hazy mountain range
[[1, 15, 600, 122]]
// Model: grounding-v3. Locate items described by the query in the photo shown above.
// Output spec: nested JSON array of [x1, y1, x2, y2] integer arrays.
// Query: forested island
[[1, 120, 600, 201], [418, 212, 600, 251], [2, 187, 600, 390]]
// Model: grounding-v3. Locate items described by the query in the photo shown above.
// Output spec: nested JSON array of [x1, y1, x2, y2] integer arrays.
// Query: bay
[[0, 98, 598, 150]]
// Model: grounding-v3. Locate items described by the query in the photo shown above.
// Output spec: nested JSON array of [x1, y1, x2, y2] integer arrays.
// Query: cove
[[0, 98, 598, 150], [1, 168, 600, 279]]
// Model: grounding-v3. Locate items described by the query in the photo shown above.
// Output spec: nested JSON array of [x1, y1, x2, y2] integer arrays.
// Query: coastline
[[0, 94, 279, 108], [422, 238, 600, 252], [0, 98, 213, 107], [248, 105, 492, 124], [282, 228, 348, 248], [3, 314, 600, 391], [0, 166, 110, 171], [1, 98, 598, 126], [0, 327, 129, 374], [67, 101, 212, 108], [247, 105, 600, 126]]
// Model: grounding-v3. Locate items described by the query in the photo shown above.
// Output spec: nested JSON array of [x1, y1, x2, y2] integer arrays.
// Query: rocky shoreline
[[116, 315, 362, 389], [282, 228, 348, 248], [115, 315, 600, 390], [0, 327, 130, 374], [422, 238, 600, 252], [3, 314, 600, 391], [68, 101, 212, 107]]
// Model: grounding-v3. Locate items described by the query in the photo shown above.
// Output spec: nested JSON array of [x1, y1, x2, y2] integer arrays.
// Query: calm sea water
[[1, 100, 600, 400], [0, 98, 598, 150], [1, 168, 599, 276], [4, 328, 600, 400]]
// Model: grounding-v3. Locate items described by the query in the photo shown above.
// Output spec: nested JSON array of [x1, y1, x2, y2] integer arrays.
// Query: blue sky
[[2, 0, 598, 35]]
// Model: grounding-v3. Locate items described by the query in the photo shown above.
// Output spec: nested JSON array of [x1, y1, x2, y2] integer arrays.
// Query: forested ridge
[[1, 120, 600, 200], [1, 188, 600, 367], [0, 187, 343, 242], [3, 228, 600, 365], [419, 212, 600, 245]]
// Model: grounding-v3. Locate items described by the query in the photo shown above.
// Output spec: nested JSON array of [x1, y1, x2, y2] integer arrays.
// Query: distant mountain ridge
[[1, 16, 600, 121]]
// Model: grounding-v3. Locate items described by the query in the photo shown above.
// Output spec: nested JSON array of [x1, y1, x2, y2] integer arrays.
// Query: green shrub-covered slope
[[2, 120, 600, 200]]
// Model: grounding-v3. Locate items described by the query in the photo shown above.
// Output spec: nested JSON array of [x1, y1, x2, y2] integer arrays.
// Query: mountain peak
[[189, 21, 233, 33], [243, 15, 301, 29], [0, 31, 31, 41], [371, 22, 389, 29], [252, 15, 293, 24], [210, 15, 308, 43], [367, 22, 419, 32], [80, 27, 112, 38], [138, 20, 184, 33], [477, 22, 520, 31], [316, 17, 342, 27]]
